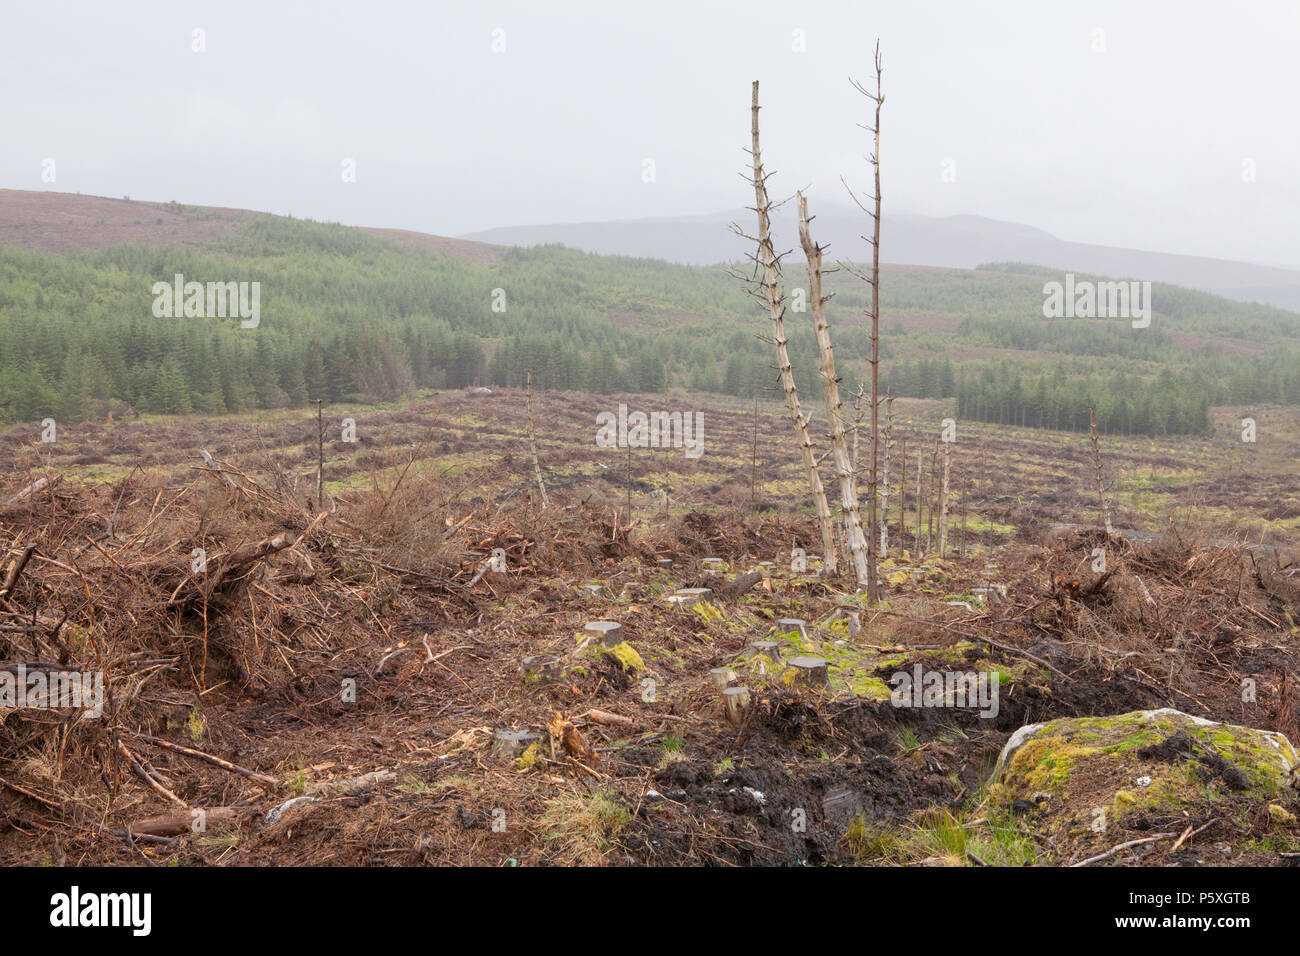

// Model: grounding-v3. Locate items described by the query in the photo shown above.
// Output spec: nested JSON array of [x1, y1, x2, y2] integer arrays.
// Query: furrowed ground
[[0, 388, 1297, 866]]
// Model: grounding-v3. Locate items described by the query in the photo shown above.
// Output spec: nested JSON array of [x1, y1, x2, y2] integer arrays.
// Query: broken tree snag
[[493, 729, 541, 763], [709, 667, 738, 691], [584, 621, 624, 647], [777, 618, 809, 640], [723, 686, 752, 726], [788, 656, 830, 687]]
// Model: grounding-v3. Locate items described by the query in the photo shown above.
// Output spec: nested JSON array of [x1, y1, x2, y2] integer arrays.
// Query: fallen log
[[716, 569, 765, 598], [4, 477, 53, 507], [126, 807, 238, 837], [576, 708, 633, 727]]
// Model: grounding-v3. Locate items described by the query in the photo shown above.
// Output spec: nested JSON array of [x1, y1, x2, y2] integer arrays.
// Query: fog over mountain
[[464, 206, 1300, 312]]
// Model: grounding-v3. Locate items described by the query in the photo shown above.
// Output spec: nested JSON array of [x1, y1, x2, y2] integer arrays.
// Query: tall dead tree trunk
[[797, 192, 870, 589], [937, 436, 951, 557], [915, 447, 925, 557], [847, 44, 885, 603], [738, 81, 837, 572], [898, 436, 906, 553], [880, 390, 893, 558]]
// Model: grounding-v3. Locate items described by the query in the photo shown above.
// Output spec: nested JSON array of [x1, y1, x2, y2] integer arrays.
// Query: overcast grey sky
[[4, 0, 1297, 267]]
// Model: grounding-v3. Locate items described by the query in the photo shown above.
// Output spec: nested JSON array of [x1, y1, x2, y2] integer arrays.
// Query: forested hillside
[[2, 207, 1299, 435]]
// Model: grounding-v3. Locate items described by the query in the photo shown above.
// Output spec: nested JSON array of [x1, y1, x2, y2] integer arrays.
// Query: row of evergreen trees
[[955, 365, 1212, 435]]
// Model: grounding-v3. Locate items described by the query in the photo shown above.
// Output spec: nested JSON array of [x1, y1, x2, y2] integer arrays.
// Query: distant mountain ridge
[[464, 207, 1300, 313]]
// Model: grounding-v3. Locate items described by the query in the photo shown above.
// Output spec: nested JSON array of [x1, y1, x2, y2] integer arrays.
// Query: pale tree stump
[[723, 686, 751, 726], [709, 667, 738, 690], [787, 656, 830, 687], [777, 618, 808, 640], [671, 587, 712, 607], [584, 621, 624, 646]]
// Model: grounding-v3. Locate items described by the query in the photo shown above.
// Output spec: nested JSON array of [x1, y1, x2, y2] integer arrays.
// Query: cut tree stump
[[723, 686, 752, 726], [669, 587, 711, 608], [777, 618, 809, 640], [709, 667, 738, 690], [787, 656, 830, 687], [584, 621, 623, 646]]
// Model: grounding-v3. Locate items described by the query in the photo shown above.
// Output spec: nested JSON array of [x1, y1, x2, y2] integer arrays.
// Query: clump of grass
[[845, 803, 1037, 867], [541, 791, 631, 866], [844, 815, 906, 862]]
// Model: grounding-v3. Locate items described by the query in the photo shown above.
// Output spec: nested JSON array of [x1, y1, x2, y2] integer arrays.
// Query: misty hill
[[1, 188, 1299, 436], [464, 207, 1300, 313]]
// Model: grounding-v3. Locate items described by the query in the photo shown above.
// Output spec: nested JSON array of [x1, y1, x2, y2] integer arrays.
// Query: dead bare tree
[[915, 446, 925, 557], [880, 390, 894, 558], [898, 435, 907, 553], [844, 42, 885, 602], [852, 383, 865, 476], [526, 371, 549, 508], [797, 191, 870, 588], [1089, 405, 1113, 535], [937, 433, 951, 557], [734, 80, 837, 573]]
